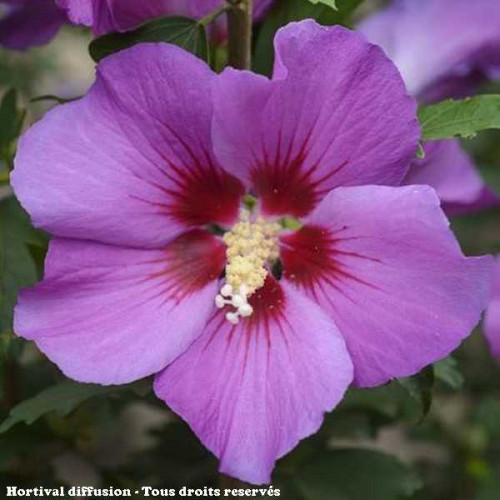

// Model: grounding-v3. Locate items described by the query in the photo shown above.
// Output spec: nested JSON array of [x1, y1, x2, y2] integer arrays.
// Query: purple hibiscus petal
[[404, 140, 485, 207], [12, 43, 244, 249], [154, 277, 353, 484], [57, 0, 273, 37], [484, 257, 500, 358], [57, 0, 169, 35], [358, 0, 500, 99], [55, 0, 92, 26], [359, 1, 500, 215], [0, 0, 67, 50], [445, 188, 500, 217], [212, 21, 419, 219], [280, 185, 493, 387], [15, 230, 226, 384]]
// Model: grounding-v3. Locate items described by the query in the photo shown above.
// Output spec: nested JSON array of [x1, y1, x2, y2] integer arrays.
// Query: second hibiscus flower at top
[[57, 0, 273, 39], [11, 20, 493, 484]]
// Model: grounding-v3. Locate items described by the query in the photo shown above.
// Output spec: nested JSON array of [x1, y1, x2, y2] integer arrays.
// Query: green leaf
[[0, 381, 110, 433], [0, 379, 151, 433], [419, 95, 500, 141], [326, 377, 437, 440], [0, 197, 42, 335], [307, 0, 337, 9], [338, 384, 403, 418], [89, 16, 209, 63], [397, 366, 435, 419], [296, 449, 422, 500], [434, 356, 464, 390], [0, 89, 25, 169], [0, 89, 22, 146], [253, 0, 363, 76]]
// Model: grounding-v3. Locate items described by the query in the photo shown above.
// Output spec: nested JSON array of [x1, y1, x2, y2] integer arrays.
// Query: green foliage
[[472, 398, 500, 442], [451, 206, 500, 256], [0, 197, 44, 337], [475, 462, 500, 500], [434, 357, 465, 391], [0, 381, 111, 433], [419, 95, 500, 141], [323, 384, 404, 443], [306, 0, 338, 10], [253, 0, 363, 76], [398, 367, 435, 420], [462, 129, 500, 197], [89, 17, 209, 63], [0, 379, 151, 433], [323, 362, 459, 443], [339, 384, 403, 421], [296, 449, 423, 499], [0, 89, 24, 171], [328, 362, 457, 435]]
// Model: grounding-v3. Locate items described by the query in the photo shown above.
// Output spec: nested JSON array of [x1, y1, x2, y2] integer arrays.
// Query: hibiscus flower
[[57, 0, 273, 40], [11, 21, 492, 484], [0, 0, 67, 50], [359, 0, 500, 213], [485, 258, 500, 357]]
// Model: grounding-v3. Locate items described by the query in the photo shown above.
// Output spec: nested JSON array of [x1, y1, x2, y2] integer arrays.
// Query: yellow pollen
[[215, 211, 281, 324]]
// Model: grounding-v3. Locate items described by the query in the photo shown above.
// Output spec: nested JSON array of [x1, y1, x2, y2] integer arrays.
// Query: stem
[[227, 0, 253, 70]]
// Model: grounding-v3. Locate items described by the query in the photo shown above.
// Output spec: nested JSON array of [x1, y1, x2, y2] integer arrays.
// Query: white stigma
[[215, 209, 280, 324]]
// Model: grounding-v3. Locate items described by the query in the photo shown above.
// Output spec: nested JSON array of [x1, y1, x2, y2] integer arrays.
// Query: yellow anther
[[215, 210, 281, 323], [222, 215, 279, 296]]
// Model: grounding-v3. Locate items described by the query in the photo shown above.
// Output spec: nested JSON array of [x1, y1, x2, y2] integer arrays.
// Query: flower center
[[215, 210, 281, 324]]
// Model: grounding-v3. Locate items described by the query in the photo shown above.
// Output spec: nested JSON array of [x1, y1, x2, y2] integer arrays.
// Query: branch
[[227, 0, 253, 70]]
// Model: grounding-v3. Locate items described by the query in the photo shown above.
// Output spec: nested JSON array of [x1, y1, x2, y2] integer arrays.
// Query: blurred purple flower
[[0, 0, 67, 50], [57, 0, 273, 40], [485, 258, 500, 357], [12, 22, 492, 483], [405, 140, 486, 214], [359, 0, 500, 211]]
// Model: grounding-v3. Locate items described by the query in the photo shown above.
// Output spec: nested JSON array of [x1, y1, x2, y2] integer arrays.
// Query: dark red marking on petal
[[145, 108, 245, 227], [251, 154, 317, 218], [247, 276, 286, 325], [203, 276, 287, 353], [245, 277, 288, 365], [166, 162, 244, 227], [147, 229, 226, 304], [237, 276, 285, 351], [130, 147, 244, 228], [280, 225, 382, 295], [250, 128, 349, 218]]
